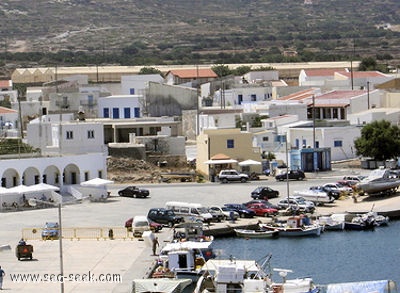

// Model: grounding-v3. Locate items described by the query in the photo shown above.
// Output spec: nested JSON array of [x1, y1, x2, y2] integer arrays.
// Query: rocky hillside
[[107, 157, 195, 184]]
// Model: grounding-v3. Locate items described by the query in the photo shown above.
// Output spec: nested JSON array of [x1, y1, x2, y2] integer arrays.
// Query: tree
[[354, 120, 400, 161], [358, 57, 377, 71], [139, 67, 163, 76], [211, 64, 232, 77]]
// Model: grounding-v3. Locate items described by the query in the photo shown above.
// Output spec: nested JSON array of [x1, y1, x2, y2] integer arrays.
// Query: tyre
[[240, 213, 245, 218], [240, 177, 247, 183], [168, 222, 173, 228], [222, 178, 228, 183], [264, 213, 269, 217]]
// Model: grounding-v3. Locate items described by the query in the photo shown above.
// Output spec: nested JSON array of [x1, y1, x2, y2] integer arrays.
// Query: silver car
[[277, 196, 315, 213]]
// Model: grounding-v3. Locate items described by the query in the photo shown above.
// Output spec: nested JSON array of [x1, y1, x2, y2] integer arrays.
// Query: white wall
[[98, 95, 143, 118], [121, 74, 164, 95]]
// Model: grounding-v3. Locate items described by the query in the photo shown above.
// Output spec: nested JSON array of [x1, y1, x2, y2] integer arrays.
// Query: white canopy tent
[[238, 159, 261, 166], [204, 159, 238, 165], [80, 178, 114, 187]]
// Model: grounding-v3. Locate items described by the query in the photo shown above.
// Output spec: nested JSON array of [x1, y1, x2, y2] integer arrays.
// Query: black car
[[118, 186, 150, 198], [275, 170, 305, 181], [223, 203, 256, 218], [251, 186, 279, 199], [243, 199, 280, 210], [147, 208, 183, 227]]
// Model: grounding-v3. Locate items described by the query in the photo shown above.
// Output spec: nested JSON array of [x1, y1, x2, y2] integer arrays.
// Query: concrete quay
[[1, 167, 400, 292]]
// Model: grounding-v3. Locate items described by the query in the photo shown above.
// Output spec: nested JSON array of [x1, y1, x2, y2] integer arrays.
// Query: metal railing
[[22, 227, 136, 241]]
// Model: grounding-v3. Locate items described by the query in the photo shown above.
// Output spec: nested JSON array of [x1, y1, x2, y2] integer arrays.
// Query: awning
[[238, 159, 261, 166], [80, 178, 114, 187], [204, 159, 238, 165]]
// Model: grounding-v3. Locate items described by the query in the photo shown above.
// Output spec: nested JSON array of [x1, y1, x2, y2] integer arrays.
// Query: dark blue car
[[223, 204, 256, 218]]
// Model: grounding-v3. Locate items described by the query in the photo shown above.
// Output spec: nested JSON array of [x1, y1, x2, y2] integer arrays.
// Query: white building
[[121, 74, 164, 96], [98, 95, 143, 119]]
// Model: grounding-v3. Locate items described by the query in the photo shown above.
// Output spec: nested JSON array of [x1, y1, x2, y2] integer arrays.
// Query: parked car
[[277, 196, 315, 213], [223, 203, 256, 218], [208, 207, 225, 222], [125, 217, 162, 234], [147, 208, 183, 227], [243, 200, 279, 210], [323, 182, 353, 195], [251, 186, 279, 199], [275, 169, 305, 181], [309, 185, 342, 200], [246, 203, 279, 217], [41, 222, 60, 240], [218, 170, 249, 183], [210, 206, 239, 221], [118, 186, 150, 198]]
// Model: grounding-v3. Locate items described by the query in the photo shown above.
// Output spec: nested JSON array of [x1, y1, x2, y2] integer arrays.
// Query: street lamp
[[29, 198, 64, 293]]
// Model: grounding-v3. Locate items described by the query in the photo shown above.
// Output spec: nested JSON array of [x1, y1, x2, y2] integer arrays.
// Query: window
[[84, 172, 89, 181], [134, 107, 140, 118], [130, 88, 135, 94], [251, 94, 256, 101], [113, 108, 119, 119], [227, 139, 234, 148], [334, 140, 343, 147], [66, 131, 73, 140], [124, 107, 131, 118], [103, 108, 109, 118], [87, 130, 95, 139], [262, 137, 269, 142]]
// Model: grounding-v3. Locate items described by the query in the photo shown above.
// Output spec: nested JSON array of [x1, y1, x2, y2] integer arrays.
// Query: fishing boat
[[194, 255, 320, 293], [356, 168, 400, 196], [261, 216, 323, 237], [317, 215, 345, 231], [234, 228, 279, 239]]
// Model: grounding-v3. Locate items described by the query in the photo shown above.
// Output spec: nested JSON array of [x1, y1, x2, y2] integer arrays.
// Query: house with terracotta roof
[[0, 106, 18, 133], [299, 69, 393, 91], [165, 68, 218, 86], [299, 68, 349, 87]]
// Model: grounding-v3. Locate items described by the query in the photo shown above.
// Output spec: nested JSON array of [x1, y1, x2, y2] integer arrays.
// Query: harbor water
[[212, 220, 400, 286]]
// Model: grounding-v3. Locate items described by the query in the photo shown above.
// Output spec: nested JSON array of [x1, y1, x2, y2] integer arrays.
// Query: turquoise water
[[211, 220, 400, 286]]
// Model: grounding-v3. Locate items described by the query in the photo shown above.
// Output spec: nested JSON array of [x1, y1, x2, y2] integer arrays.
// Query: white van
[[165, 201, 213, 223], [132, 215, 151, 237]]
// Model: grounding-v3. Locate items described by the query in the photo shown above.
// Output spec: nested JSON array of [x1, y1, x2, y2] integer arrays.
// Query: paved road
[[1, 168, 398, 292]]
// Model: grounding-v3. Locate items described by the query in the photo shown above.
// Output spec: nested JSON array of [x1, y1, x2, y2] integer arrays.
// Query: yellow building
[[196, 128, 262, 178]]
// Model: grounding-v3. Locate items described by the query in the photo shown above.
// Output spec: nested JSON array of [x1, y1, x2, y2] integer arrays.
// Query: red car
[[246, 203, 278, 217]]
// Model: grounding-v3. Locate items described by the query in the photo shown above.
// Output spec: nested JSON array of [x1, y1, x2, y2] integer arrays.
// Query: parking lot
[[1, 170, 390, 292]]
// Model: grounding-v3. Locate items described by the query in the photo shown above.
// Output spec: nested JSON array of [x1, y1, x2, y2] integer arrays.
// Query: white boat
[[194, 256, 319, 293], [261, 216, 322, 237], [293, 188, 335, 205], [153, 240, 215, 280], [356, 168, 400, 196], [234, 228, 279, 238], [317, 215, 345, 231]]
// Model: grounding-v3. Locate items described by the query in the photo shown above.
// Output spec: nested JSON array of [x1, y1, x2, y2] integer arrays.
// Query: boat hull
[[234, 229, 279, 238], [262, 225, 322, 237]]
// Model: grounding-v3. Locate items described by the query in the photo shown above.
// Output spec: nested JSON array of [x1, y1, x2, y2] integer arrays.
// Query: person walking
[[152, 237, 159, 256], [0, 265, 5, 290]]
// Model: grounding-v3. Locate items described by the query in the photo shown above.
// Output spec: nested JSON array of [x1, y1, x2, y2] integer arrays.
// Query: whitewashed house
[[121, 74, 164, 96], [98, 95, 143, 119]]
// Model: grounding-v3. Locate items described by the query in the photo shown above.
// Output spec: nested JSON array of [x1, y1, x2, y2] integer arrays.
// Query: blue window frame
[[124, 107, 131, 118], [334, 140, 343, 147], [238, 94, 243, 105], [103, 108, 109, 118], [134, 107, 140, 118], [113, 108, 119, 119], [227, 139, 234, 149], [130, 88, 135, 95]]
